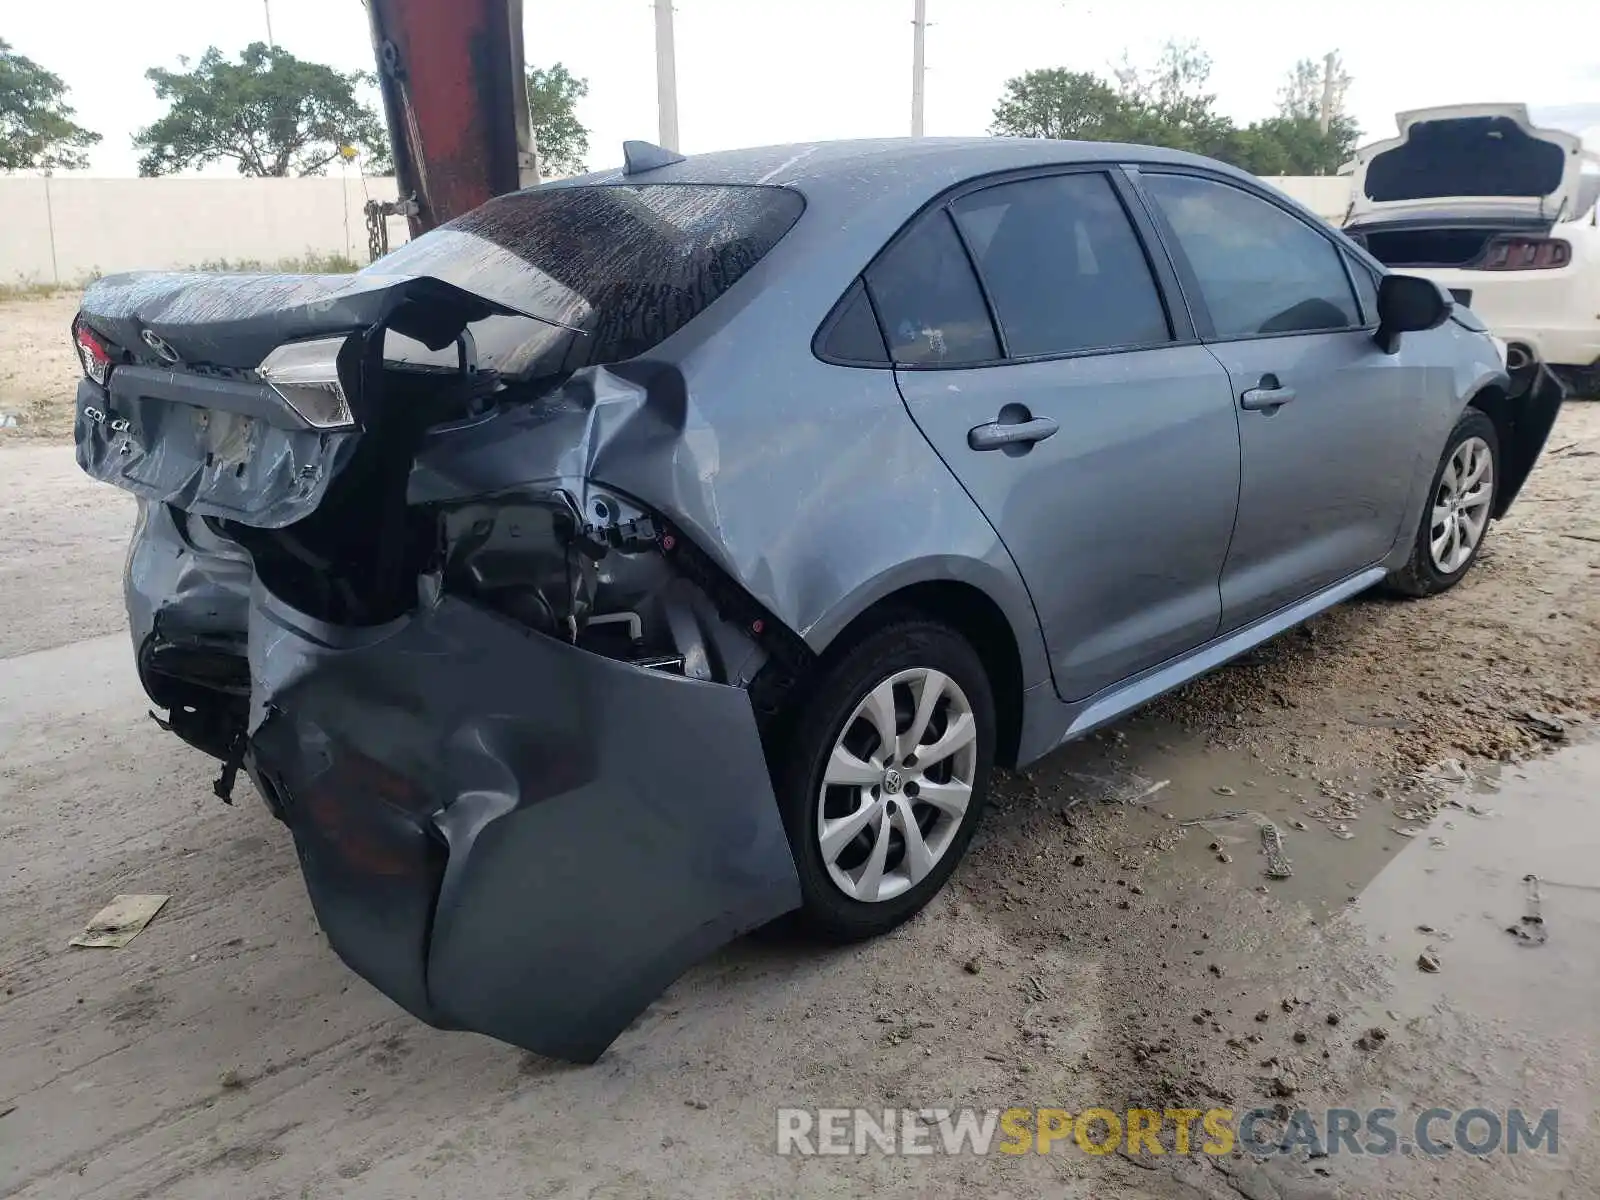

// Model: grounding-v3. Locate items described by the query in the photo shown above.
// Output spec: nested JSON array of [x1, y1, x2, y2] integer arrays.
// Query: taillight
[[73, 319, 114, 386], [1478, 237, 1571, 271], [256, 337, 355, 429]]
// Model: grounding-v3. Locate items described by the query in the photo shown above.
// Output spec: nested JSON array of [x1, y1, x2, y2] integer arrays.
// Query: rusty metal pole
[[367, 0, 527, 234]]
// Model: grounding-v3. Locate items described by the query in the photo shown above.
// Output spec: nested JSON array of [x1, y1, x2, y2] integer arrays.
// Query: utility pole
[[910, 0, 927, 137], [264, 0, 275, 48], [1318, 50, 1336, 134], [654, 0, 680, 151]]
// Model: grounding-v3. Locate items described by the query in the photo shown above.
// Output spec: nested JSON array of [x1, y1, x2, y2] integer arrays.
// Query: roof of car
[[555, 137, 1238, 195]]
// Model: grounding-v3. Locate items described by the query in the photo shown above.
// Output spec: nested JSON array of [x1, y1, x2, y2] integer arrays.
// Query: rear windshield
[[1365, 117, 1566, 202], [366, 183, 803, 378]]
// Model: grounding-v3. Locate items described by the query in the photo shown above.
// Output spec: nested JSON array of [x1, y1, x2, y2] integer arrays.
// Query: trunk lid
[[1345, 104, 1592, 224], [73, 270, 549, 529]]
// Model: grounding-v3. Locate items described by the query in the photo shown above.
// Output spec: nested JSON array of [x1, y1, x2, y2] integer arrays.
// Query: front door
[[866, 169, 1242, 702], [1137, 171, 1426, 629]]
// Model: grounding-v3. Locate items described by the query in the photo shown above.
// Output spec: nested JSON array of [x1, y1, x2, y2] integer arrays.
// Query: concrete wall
[[0, 172, 1357, 285], [1260, 175, 1354, 223], [0, 175, 410, 284]]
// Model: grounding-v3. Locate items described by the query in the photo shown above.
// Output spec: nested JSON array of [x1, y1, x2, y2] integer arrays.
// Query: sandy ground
[[0, 293, 80, 438], [1, 380, 1598, 1195]]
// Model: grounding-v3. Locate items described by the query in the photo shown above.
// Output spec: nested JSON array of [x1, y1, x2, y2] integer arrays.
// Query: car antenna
[[623, 140, 686, 174]]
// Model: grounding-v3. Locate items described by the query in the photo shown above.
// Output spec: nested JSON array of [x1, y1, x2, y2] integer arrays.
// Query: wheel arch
[[804, 571, 1039, 769], [1466, 372, 1563, 518]]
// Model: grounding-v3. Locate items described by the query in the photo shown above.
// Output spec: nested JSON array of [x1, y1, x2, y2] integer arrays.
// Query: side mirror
[[1375, 274, 1452, 354]]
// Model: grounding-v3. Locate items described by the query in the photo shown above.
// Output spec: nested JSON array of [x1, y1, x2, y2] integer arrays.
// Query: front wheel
[[1385, 408, 1500, 597], [774, 619, 996, 941]]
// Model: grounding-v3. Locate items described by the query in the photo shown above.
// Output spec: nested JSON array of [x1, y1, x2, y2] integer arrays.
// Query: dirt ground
[[2, 301, 1599, 1197], [0, 292, 79, 438]]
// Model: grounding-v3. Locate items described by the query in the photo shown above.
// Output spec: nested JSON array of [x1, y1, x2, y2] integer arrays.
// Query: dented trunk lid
[[73, 270, 540, 528]]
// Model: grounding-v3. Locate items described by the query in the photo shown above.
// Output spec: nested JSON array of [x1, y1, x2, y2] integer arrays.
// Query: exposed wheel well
[[819, 581, 1025, 768], [1465, 385, 1517, 518]]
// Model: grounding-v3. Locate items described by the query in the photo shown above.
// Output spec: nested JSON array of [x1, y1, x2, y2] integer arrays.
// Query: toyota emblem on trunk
[[141, 330, 181, 364]]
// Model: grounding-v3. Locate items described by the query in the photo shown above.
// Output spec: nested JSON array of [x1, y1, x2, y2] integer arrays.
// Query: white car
[[1344, 104, 1600, 394]]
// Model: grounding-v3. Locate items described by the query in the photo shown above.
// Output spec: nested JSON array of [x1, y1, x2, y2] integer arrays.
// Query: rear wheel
[[1385, 408, 1499, 597], [774, 620, 995, 941]]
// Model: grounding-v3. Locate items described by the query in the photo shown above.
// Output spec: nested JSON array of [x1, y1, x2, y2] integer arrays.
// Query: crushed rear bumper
[[241, 581, 800, 1062]]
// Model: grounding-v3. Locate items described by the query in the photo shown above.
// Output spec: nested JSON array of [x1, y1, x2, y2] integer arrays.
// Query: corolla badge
[[141, 329, 181, 364]]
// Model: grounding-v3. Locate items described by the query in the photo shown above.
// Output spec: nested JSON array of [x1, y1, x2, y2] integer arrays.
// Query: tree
[[527, 63, 589, 178], [990, 41, 1361, 176], [989, 69, 1126, 141], [1231, 114, 1360, 177], [134, 43, 389, 177], [993, 43, 1234, 160], [0, 38, 101, 171], [1110, 40, 1237, 160], [1278, 54, 1352, 125]]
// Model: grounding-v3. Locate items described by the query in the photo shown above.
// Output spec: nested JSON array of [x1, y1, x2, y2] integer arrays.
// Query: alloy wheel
[[1429, 435, 1494, 575], [816, 667, 978, 903]]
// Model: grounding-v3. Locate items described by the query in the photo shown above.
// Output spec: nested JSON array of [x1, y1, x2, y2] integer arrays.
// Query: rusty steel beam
[[367, 0, 533, 236]]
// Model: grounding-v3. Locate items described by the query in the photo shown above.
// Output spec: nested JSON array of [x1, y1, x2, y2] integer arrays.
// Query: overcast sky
[[9, 0, 1599, 176]]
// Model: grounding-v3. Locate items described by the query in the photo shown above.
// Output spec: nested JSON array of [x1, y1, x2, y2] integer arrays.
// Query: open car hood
[[1345, 104, 1595, 224]]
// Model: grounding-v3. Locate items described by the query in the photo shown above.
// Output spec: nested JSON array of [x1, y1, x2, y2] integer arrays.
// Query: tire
[[774, 619, 996, 941], [1385, 408, 1500, 598]]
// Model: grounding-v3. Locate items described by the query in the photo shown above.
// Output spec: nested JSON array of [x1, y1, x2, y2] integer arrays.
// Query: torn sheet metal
[[77, 376, 361, 530], [69, 895, 169, 948], [244, 582, 801, 1062]]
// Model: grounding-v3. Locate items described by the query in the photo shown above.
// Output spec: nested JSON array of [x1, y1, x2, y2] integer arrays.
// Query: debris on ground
[[1507, 875, 1549, 946], [1260, 822, 1293, 878], [1355, 1027, 1389, 1051], [1179, 809, 1250, 828], [1064, 770, 1170, 807], [219, 1068, 245, 1090], [1415, 758, 1472, 791], [67, 894, 170, 949], [1516, 711, 1568, 741], [963, 958, 981, 975], [1417, 950, 1441, 973]]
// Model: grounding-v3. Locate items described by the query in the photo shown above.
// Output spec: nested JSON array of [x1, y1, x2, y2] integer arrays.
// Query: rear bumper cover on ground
[[240, 581, 800, 1062]]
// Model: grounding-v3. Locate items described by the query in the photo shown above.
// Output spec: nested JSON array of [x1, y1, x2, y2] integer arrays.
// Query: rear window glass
[[367, 183, 804, 377], [1364, 117, 1566, 202]]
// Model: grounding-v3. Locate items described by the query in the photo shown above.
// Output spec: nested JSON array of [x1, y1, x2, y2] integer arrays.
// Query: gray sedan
[[72, 137, 1564, 1061]]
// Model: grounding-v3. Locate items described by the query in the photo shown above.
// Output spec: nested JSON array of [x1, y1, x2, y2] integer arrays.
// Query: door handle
[[1240, 375, 1296, 411], [968, 416, 1059, 452]]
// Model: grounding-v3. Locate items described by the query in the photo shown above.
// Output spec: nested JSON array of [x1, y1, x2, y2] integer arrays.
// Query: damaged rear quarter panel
[[246, 583, 799, 1062], [408, 175, 1053, 693]]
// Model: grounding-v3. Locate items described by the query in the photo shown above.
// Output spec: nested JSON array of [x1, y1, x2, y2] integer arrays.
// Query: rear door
[[871, 168, 1241, 702], [1136, 170, 1424, 631]]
